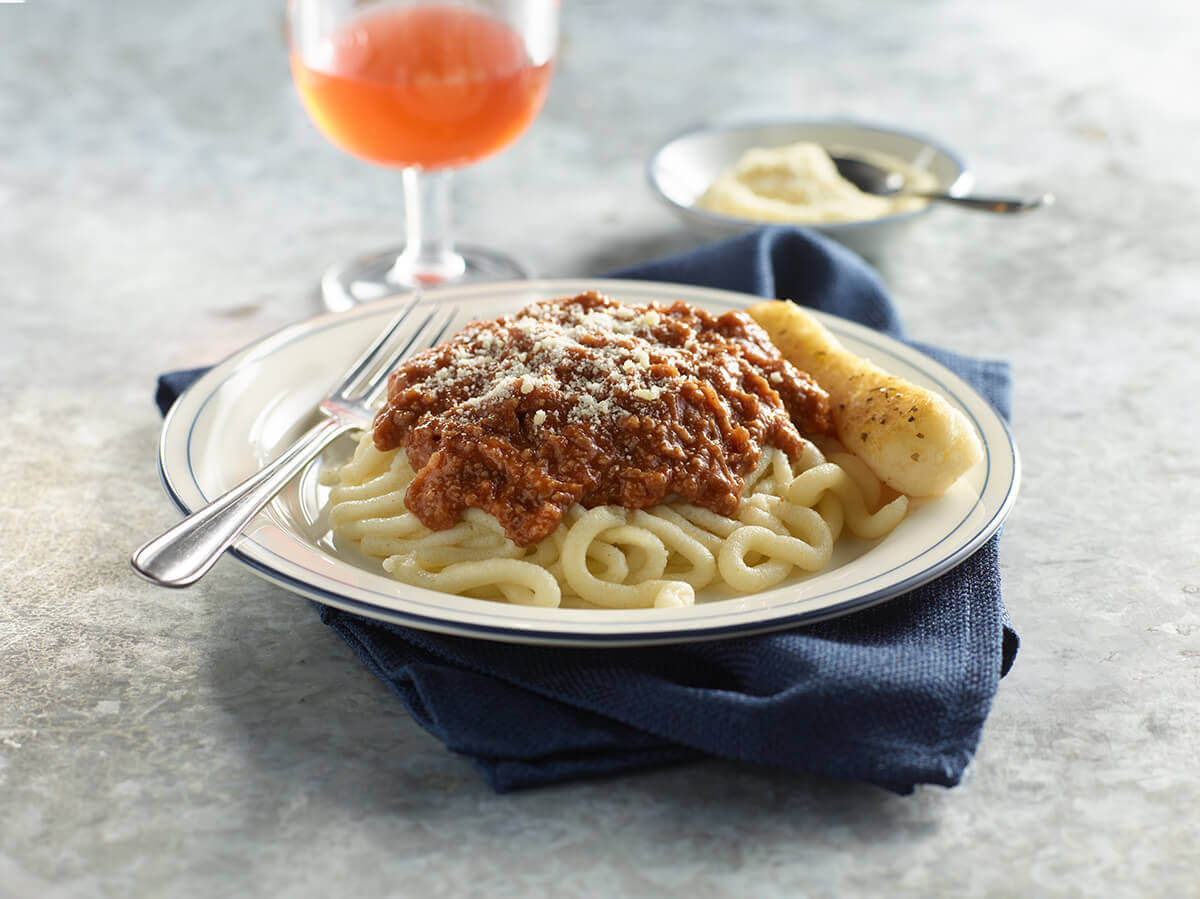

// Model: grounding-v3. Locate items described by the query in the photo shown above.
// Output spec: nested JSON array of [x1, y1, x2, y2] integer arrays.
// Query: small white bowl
[[647, 119, 973, 259]]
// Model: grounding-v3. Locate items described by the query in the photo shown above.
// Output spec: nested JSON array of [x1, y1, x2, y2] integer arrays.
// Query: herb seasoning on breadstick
[[747, 301, 984, 497]]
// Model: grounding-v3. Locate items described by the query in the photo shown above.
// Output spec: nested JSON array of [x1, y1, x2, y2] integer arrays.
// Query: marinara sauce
[[373, 292, 833, 546]]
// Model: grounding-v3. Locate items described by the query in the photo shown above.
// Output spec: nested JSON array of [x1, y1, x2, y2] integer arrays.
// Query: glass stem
[[389, 167, 466, 286]]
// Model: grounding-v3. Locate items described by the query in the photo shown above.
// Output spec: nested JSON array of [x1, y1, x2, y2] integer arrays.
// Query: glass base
[[320, 244, 534, 311]]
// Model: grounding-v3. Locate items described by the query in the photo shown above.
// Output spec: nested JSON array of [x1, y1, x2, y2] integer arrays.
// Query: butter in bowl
[[647, 119, 973, 259]]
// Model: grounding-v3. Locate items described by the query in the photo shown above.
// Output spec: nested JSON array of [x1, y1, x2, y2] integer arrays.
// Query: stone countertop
[[2, 1, 1198, 895]]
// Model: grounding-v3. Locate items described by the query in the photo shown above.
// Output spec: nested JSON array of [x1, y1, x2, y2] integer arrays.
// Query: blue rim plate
[[157, 279, 1019, 646]]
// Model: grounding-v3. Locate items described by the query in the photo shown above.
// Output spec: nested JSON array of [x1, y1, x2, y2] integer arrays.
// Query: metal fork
[[131, 296, 457, 588]]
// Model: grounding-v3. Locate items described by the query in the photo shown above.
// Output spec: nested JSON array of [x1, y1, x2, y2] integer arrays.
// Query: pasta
[[316, 292, 957, 610], [325, 431, 908, 609]]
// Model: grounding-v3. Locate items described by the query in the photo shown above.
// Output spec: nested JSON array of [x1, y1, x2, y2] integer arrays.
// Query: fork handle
[[131, 416, 354, 588]]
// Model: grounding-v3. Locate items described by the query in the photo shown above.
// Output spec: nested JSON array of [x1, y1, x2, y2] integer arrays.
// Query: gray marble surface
[[3, 0, 1198, 896]]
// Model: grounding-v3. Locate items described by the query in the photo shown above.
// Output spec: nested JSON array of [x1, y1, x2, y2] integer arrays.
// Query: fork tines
[[340, 301, 458, 408]]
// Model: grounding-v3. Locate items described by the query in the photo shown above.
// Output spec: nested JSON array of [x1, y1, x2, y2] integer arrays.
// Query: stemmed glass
[[286, 0, 559, 310]]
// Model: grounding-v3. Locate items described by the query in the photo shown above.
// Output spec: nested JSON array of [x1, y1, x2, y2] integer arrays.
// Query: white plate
[[158, 279, 1019, 646]]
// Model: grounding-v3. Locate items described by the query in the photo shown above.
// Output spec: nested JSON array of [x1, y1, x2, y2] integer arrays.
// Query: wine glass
[[286, 0, 559, 310]]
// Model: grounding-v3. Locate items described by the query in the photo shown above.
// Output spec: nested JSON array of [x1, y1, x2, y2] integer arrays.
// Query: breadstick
[[747, 301, 983, 497]]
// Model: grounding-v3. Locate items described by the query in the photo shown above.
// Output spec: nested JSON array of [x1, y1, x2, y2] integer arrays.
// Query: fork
[[131, 296, 457, 588]]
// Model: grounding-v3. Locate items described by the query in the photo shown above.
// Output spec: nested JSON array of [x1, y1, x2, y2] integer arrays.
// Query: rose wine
[[291, 3, 553, 169]]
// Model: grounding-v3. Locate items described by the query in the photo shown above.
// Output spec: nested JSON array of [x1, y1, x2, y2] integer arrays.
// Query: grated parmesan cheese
[[397, 293, 801, 433]]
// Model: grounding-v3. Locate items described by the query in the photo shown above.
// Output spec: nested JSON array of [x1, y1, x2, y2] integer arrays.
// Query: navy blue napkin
[[155, 227, 1018, 794]]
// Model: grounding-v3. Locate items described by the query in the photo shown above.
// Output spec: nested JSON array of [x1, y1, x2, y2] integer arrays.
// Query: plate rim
[[156, 278, 1020, 646]]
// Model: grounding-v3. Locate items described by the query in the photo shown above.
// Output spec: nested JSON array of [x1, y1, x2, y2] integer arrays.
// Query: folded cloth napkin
[[155, 227, 1018, 794]]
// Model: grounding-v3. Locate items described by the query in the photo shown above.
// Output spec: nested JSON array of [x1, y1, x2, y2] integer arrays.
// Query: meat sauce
[[373, 292, 834, 546]]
